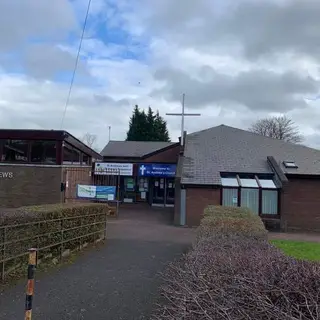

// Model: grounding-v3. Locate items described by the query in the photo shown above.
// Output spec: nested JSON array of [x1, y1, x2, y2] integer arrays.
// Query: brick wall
[[0, 165, 63, 208], [186, 187, 221, 226], [281, 177, 320, 232]]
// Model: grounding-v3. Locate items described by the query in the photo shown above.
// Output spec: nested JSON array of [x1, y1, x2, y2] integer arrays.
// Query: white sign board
[[77, 185, 96, 198], [94, 162, 133, 176]]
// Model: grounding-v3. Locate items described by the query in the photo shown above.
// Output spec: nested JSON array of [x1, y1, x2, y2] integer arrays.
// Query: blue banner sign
[[138, 164, 176, 177], [77, 185, 116, 200]]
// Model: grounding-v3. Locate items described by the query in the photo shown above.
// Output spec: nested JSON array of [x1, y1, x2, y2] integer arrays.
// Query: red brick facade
[[185, 187, 220, 226], [281, 177, 320, 232], [183, 178, 320, 232]]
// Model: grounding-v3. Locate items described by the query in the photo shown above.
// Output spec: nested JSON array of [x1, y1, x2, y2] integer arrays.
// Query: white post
[[181, 93, 185, 146], [166, 93, 201, 146]]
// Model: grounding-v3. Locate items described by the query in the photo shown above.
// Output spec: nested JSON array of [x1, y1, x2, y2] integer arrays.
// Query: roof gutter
[[267, 156, 288, 188]]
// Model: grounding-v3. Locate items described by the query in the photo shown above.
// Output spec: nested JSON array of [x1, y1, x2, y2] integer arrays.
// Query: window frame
[[1, 139, 32, 163], [29, 140, 58, 164], [220, 174, 280, 218], [62, 142, 92, 166]]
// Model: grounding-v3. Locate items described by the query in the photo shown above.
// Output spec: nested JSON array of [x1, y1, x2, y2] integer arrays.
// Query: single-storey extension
[[98, 140, 181, 205], [0, 129, 102, 207], [175, 125, 320, 232]]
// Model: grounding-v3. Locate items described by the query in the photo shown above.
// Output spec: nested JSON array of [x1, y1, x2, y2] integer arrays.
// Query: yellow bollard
[[24, 248, 37, 320]]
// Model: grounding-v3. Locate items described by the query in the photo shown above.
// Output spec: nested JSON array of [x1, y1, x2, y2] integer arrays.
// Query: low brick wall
[[0, 164, 63, 208]]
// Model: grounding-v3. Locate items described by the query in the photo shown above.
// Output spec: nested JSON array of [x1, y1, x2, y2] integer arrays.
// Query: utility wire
[[60, 0, 92, 129]]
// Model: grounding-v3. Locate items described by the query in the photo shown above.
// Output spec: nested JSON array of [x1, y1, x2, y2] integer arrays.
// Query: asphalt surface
[[0, 207, 195, 319]]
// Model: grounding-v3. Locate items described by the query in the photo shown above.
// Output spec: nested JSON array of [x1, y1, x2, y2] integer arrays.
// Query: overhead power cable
[[60, 0, 92, 129]]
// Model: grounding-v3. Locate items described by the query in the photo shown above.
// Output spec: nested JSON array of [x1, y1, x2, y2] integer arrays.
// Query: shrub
[[196, 205, 268, 243], [156, 236, 320, 320], [0, 203, 108, 281], [154, 206, 320, 320]]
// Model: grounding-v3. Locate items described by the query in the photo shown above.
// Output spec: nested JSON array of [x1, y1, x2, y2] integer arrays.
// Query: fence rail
[[0, 211, 107, 281]]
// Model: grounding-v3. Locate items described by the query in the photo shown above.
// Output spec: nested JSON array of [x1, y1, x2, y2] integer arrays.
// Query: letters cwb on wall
[[0, 172, 13, 178], [138, 164, 176, 177]]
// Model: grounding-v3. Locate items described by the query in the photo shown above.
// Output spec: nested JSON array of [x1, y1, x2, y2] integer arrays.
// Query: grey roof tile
[[181, 125, 320, 185], [101, 141, 176, 158]]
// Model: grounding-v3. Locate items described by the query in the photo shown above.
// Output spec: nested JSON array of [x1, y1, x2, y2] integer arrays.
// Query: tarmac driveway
[[0, 206, 195, 320]]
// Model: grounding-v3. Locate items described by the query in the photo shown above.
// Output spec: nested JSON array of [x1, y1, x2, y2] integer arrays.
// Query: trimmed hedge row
[[196, 206, 268, 242], [155, 205, 320, 320], [0, 203, 109, 281]]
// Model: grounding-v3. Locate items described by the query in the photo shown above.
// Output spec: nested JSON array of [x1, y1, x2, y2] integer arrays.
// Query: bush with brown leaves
[[154, 207, 320, 320]]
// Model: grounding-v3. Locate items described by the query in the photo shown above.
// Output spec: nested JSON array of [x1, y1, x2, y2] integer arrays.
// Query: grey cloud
[[152, 66, 319, 112], [136, 0, 320, 62], [0, 0, 78, 51], [22, 44, 90, 80], [215, 0, 320, 60], [304, 133, 320, 149]]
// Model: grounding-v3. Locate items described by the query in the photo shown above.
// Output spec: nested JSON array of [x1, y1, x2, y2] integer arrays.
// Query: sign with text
[[138, 164, 176, 177], [77, 185, 96, 199], [77, 185, 116, 200], [94, 162, 133, 176], [0, 172, 13, 179], [96, 186, 116, 200]]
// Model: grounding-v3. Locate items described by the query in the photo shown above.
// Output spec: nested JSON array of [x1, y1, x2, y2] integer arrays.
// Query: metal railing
[[0, 211, 107, 281]]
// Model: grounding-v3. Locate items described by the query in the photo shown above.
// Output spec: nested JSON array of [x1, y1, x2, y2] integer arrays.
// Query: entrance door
[[165, 178, 175, 207], [152, 178, 165, 206]]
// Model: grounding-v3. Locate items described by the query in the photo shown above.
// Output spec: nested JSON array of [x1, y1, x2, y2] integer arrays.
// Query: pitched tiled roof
[[101, 141, 176, 158], [181, 125, 320, 185]]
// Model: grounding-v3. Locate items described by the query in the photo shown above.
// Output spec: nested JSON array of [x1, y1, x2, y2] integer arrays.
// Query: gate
[[62, 167, 120, 210]]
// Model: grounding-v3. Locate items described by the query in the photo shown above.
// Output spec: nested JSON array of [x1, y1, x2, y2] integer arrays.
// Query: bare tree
[[249, 115, 303, 143], [81, 132, 98, 149]]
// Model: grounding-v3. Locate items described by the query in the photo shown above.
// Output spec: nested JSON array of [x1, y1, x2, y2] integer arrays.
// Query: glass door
[[137, 177, 148, 202], [123, 177, 136, 203], [165, 178, 175, 206], [152, 178, 165, 206]]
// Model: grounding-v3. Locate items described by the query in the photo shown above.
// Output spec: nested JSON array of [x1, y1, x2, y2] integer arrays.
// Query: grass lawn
[[270, 240, 320, 262]]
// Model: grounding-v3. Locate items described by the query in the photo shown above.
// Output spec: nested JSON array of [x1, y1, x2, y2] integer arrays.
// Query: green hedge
[[196, 205, 268, 243], [0, 203, 109, 281]]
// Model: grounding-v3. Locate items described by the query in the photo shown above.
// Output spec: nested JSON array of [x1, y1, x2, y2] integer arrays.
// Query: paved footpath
[[0, 208, 195, 320]]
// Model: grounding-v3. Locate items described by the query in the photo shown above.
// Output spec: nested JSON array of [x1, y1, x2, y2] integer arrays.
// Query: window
[[221, 174, 279, 216], [2, 140, 29, 162], [241, 188, 259, 214], [283, 161, 298, 168], [72, 148, 80, 165], [262, 190, 278, 215], [31, 141, 57, 164], [240, 178, 258, 188], [63, 143, 82, 165], [259, 179, 277, 189], [83, 153, 91, 166], [63, 143, 74, 165], [221, 177, 239, 187], [222, 188, 238, 207]]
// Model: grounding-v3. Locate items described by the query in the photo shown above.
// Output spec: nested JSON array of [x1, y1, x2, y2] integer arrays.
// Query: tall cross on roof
[[166, 93, 201, 146]]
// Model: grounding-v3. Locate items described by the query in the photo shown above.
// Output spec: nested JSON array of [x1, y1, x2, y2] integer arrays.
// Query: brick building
[[0, 129, 102, 207], [99, 140, 180, 205], [175, 125, 320, 232]]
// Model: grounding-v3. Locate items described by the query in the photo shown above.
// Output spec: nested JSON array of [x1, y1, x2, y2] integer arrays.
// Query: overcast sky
[[0, 0, 320, 151]]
